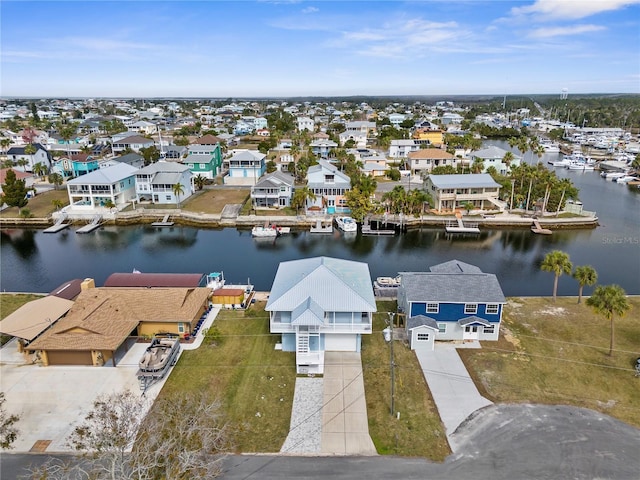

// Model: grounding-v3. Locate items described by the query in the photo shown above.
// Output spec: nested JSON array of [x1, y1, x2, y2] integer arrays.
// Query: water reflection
[[1, 229, 38, 259]]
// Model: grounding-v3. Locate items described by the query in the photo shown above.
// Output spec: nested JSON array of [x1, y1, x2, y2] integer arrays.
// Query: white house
[[339, 130, 367, 149], [425, 174, 505, 212], [306, 160, 351, 214], [135, 161, 193, 205], [388, 113, 406, 127], [67, 163, 138, 210], [111, 135, 155, 154], [223, 150, 266, 186], [6, 144, 52, 172], [250, 170, 295, 208], [266, 256, 376, 374], [310, 139, 338, 159], [389, 139, 419, 159], [297, 117, 315, 132], [128, 120, 157, 135], [470, 145, 521, 175]]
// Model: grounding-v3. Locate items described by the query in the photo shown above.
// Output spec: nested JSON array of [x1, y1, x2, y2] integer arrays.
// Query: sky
[[1, 0, 639, 98]]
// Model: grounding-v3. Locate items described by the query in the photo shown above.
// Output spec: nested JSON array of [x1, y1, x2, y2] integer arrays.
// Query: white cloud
[[511, 0, 640, 20], [302, 6, 319, 14], [529, 24, 606, 38]]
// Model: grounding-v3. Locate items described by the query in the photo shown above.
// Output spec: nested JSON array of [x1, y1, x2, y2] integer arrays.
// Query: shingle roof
[[136, 161, 190, 174], [407, 149, 454, 160], [266, 257, 376, 313], [195, 134, 221, 145], [67, 163, 138, 185], [27, 287, 210, 351], [458, 316, 491, 327], [428, 174, 499, 189], [406, 315, 439, 331], [114, 153, 143, 165], [115, 135, 154, 144], [400, 271, 506, 304], [254, 170, 294, 188], [429, 259, 483, 274]]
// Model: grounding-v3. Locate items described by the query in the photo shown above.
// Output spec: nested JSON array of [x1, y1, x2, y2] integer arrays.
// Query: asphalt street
[[3, 404, 639, 480]]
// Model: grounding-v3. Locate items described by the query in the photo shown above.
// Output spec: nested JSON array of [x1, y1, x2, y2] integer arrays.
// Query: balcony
[[270, 321, 372, 334]]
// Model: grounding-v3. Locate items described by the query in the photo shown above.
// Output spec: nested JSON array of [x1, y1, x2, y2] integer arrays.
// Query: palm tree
[[471, 158, 484, 174], [48, 172, 64, 190], [572, 265, 597, 304], [541, 250, 572, 302], [172, 183, 185, 208], [33, 162, 47, 180], [51, 199, 64, 210], [291, 186, 316, 214], [586, 284, 631, 356], [193, 174, 207, 191], [0, 138, 11, 155], [502, 151, 515, 172]]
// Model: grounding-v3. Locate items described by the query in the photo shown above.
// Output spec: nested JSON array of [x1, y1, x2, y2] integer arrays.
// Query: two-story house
[[297, 117, 315, 132], [267, 256, 376, 374], [223, 150, 266, 186], [388, 139, 419, 159], [111, 135, 155, 154], [135, 162, 193, 205], [399, 260, 506, 353], [310, 139, 338, 159], [470, 145, 521, 175], [425, 173, 504, 212], [6, 143, 52, 172], [66, 163, 138, 210], [306, 160, 351, 214], [250, 170, 295, 208], [407, 149, 459, 176], [185, 143, 223, 179]]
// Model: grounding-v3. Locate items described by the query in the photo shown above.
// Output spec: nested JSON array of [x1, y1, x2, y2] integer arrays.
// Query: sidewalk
[[414, 342, 493, 451]]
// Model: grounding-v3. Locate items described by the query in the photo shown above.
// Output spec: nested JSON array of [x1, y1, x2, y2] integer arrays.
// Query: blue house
[[398, 260, 506, 352]]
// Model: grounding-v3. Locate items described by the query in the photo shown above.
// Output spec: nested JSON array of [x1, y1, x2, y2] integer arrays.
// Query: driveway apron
[[414, 342, 492, 451]]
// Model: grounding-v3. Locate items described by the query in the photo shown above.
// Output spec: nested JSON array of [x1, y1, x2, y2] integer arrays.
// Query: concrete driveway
[[414, 342, 492, 450]]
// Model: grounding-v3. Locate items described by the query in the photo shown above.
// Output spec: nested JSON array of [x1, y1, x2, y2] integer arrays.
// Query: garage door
[[324, 334, 357, 352], [47, 350, 93, 365]]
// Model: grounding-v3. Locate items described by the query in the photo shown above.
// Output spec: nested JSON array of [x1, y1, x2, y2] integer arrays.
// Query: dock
[[361, 224, 396, 235], [43, 214, 71, 234], [445, 217, 480, 234], [531, 219, 553, 235], [309, 219, 333, 234], [151, 214, 174, 227], [76, 215, 102, 234]]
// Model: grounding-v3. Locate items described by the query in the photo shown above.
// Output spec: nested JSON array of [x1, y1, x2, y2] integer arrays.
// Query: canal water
[[2, 146, 639, 296]]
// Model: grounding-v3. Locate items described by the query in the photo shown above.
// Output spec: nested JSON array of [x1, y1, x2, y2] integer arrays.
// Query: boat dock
[[445, 217, 480, 234], [43, 214, 70, 234], [309, 219, 333, 234], [361, 224, 396, 235], [531, 219, 553, 235], [151, 214, 174, 227], [76, 215, 102, 234]]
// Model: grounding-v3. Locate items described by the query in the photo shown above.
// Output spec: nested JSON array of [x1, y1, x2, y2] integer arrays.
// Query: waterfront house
[[59, 154, 100, 177], [306, 160, 351, 214], [250, 170, 295, 208], [470, 145, 521, 175], [425, 173, 505, 212], [26, 281, 210, 366], [67, 163, 137, 210], [185, 143, 223, 179], [266, 256, 376, 374], [0, 168, 35, 198], [223, 150, 266, 186], [135, 161, 193, 205], [407, 149, 459, 176], [6, 143, 52, 172], [399, 260, 506, 353]]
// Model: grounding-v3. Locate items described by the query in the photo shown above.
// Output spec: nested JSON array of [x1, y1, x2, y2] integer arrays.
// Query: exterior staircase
[[297, 332, 310, 354]]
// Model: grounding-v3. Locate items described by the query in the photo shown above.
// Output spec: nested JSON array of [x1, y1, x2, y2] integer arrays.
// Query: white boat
[[335, 216, 358, 232], [137, 334, 181, 390], [615, 175, 638, 183], [541, 141, 560, 153], [206, 271, 225, 290], [374, 276, 401, 289], [566, 160, 595, 171], [549, 159, 571, 167], [251, 224, 291, 237], [601, 171, 626, 180]]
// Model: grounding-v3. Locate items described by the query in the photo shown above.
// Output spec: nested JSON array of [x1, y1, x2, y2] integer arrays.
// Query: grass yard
[[0, 189, 69, 218], [181, 188, 250, 215], [362, 301, 450, 460], [160, 302, 296, 453], [459, 296, 640, 428], [0, 293, 46, 345]]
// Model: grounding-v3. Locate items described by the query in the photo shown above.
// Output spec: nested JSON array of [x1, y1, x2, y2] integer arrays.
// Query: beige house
[[425, 174, 505, 212], [407, 149, 459, 176], [26, 283, 210, 366]]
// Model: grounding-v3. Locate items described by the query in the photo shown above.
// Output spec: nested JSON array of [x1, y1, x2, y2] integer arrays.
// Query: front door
[[463, 325, 479, 340]]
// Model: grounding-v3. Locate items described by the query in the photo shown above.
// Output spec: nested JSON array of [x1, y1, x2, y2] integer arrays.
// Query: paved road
[[4, 404, 639, 479]]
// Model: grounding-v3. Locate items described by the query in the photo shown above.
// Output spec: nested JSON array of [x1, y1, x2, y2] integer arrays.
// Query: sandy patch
[[536, 307, 567, 316]]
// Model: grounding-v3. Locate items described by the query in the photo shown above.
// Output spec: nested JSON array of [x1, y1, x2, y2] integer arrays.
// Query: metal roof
[[254, 170, 294, 188], [67, 163, 138, 185], [0, 296, 75, 341], [471, 145, 520, 160], [49, 279, 83, 300], [136, 161, 190, 174], [428, 173, 499, 189], [103, 273, 205, 288], [265, 257, 376, 313], [400, 271, 506, 304], [291, 297, 325, 326]]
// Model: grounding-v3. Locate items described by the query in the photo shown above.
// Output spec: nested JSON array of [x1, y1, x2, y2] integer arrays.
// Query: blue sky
[[2, 0, 639, 97]]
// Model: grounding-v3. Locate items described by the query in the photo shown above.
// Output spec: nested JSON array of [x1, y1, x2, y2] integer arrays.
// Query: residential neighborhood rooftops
[[114, 135, 154, 144], [103, 273, 205, 288], [195, 134, 222, 144], [428, 173, 500, 189], [254, 170, 294, 188], [136, 161, 191, 174]]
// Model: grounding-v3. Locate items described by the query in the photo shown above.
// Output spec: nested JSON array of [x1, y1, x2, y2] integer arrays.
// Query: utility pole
[[387, 312, 395, 416]]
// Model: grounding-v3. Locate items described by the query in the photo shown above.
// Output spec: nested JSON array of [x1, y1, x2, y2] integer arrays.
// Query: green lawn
[[362, 301, 450, 460], [159, 303, 296, 453], [459, 296, 640, 428], [0, 189, 68, 218]]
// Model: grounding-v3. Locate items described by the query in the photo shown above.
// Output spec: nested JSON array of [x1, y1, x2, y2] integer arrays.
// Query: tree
[[48, 172, 64, 190], [586, 285, 631, 356], [502, 151, 515, 171], [139, 145, 160, 166], [0, 138, 11, 154], [265, 160, 277, 174], [1, 169, 28, 207], [461, 201, 474, 215], [57, 122, 77, 161], [172, 183, 185, 208], [541, 250, 572, 302], [0, 392, 20, 450], [345, 186, 375, 222], [471, 158, 485, 174], [572, 265, 598, 304], [52, 199, 65, 210], [291, 186, 316, 214], [194, 174, 207, 190], [33, 162, 47, 179]]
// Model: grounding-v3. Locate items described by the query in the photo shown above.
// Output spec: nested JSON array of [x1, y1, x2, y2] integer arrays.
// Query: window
[[177, 322, 185, 333], [484, 325, 495, 334], [166, 195, 171, 201], [426, 303, 439, 313], [486, 304, 499, 314], [417, 333, 430, 342], [438, 323, 447, 333], [464, 303, 478, 314], [200, 163, 206, 169]]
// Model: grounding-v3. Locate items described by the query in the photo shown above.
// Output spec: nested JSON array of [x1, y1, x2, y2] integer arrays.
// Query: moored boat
[[251, 224, 291, 237], [335, 216, 358, 232], [374, 276, 401, 288]]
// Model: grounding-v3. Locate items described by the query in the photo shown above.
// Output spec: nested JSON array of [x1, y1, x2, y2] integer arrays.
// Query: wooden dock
[[151, 214, 174, 227], [531, 219, 552, 235], [76, 215, 102, 234], [43, 214, 71, 233]]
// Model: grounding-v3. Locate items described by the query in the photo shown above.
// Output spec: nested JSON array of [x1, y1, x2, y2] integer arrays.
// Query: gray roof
[[458, 316, 491, 327], [406, 315, 439, 331], [429, 259, 483, 274], [230, 150, 265, 162], [400, 271, 506, 304], [471, 145, 520, 160], [265, 257, 376, 313], [152, 172, 183, 184], [291, 297, 325, 326], [114, 153, 143, 166], [428, 174, 499, 189], [307, 161, 351, 188], [136, 161, 190, 175], [114, 135, 154, 145], [187, 145, 218, 154], [254, 170, 294, 188], [68, 163, 138, 185]]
